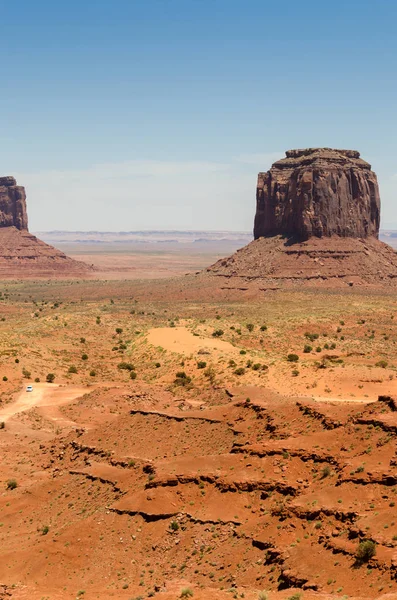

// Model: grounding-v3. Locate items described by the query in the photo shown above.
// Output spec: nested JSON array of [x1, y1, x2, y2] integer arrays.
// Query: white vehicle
[[26, 385, 33, 392]]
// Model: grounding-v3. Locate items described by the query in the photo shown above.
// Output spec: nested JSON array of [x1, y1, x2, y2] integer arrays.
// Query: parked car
[[26, 385, 33, 392]]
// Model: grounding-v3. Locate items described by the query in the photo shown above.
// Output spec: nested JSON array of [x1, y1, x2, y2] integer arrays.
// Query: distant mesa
[[0, 177, 92, 278], [208, 148, 397, 287]]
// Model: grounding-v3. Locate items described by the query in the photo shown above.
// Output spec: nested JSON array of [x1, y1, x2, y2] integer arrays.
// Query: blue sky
[[2, 0, 397, 230]]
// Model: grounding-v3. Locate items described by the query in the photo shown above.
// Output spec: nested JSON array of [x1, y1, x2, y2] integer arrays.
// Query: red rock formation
[[0, 176, 28, 230], [0, 176, 93, 277], [254, 148, 380, 241]]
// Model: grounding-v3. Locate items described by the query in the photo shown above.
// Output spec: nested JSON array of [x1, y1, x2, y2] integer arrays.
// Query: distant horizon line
[[32, 228, 397, 234]]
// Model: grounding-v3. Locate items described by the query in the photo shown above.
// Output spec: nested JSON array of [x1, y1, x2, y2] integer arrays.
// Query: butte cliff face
[[0, 176, 28, 230], [0, 176, 92, 277], [254, 148, 380, 241]]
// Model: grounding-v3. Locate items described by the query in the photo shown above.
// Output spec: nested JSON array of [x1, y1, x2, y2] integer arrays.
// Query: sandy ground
[[147, 326, 238, 356]]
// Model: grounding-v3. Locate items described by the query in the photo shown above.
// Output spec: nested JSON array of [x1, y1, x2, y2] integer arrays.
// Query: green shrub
[[180, 589, 193, 598], [197, 361, 207, 369], [80, 337, 86, 343], [170, 520, 179, 531], [356, 540, 376, 563], [46, 373, 55, 383], [212, 329, 224, 337], [375, 360, 388, 369], [22, 367, 31, 379], [0, 421, 5, 429], [81, 354, 88, 361], [287, 354, 299, 362], [89, 370, 96, 377], [6, 479, 17, 490], [174, 372, 192, 387], [41, 525, 50, 535], [118, 362, 135, 371], [303, 345, 312, 353], [115, 327, 123, 334], [234, 367, 245, 376], [246, 323, 254, 332], [305, 332, 319, 341], [260, 325, 267, 331], [35, 377, 40, 383], [68, 365, 78, 374], [130, 371, 137, 380], [2, 376, 7, 382]]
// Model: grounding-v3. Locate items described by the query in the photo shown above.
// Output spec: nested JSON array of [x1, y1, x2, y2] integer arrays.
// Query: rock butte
[[0, 177, 92, 277], [208, 148, 397, 287]]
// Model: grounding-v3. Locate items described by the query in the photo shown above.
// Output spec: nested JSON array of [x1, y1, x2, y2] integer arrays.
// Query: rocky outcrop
[[254, 148, 380, 240], [0, 176, 28, 230], [0, 175, 93, 277]]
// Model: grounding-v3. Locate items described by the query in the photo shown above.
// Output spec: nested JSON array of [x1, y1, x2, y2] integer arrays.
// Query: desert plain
[[0, 240, 397, 600]]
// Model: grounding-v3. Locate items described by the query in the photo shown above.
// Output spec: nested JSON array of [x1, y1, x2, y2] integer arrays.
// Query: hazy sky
[[2, 0, 397, 231]]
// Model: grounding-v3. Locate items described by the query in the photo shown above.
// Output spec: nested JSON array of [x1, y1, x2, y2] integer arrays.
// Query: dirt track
[[0, 383, 88, 423]]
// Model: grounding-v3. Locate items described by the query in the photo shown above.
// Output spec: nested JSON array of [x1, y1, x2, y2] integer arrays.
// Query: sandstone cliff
[[254, 148, 380, 241], [0, 176, 28, 230]]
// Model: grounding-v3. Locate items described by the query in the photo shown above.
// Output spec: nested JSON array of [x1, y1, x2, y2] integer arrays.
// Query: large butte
[[208, 148, 397, 287], [0, 177, 92, 278]]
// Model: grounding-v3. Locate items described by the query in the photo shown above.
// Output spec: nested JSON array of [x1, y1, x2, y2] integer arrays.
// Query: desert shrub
[[35, 377, 40, 383], [305, 332, 319, 341], [234, 367, 245, 376], [260, 325, 267, 331], [89, 370, 96, 377], [287, 593, 301, 600], [115, 327, 123, 334], [212, 329, 224, 337], [174, 371, 192, 387], [46, 373, 55, 383], [246, 359, 253, 368], [246, 323, 254, 332], [204, 366, 216, 384], [130, 371, 137, 380], [0, 421, 5, 429], [81, 354, 88, 361], [68, 365, 78, 374], [22, 367, 31, 379], [375, 360, 388, 369], [15, 358, 19, 364], [303, 345, 312, 353], [2, 376, 7, 381], [96, 316, 101, 324], [170, 520, 179, 531], [287, 354, 299, 362], [155, 362, 161, 368], [41, 525, 50, 535], [197, 361, 207, 369], [6, 479, 17, 490], [180, 589, 193, 598], [356, 540, 376, 563], [80, 337, 86, 343], [239, 349, 246, 355], [316, 346, 322, 352], [321, 465, 331, 478], [291, 369, 299, 377], [258, 593, 268, 600], [118, 362, 135, 371], [252, 363, 261, 371]]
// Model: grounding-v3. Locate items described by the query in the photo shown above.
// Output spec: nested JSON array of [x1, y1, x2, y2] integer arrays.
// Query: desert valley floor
[[1, 247, 397, 600]]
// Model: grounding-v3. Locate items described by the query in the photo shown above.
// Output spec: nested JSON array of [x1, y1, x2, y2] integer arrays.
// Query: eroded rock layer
[[254, 148, 380, 240]]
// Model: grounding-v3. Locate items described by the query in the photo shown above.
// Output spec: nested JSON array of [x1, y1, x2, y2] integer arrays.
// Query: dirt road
[[0, 383, 88, 423]]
